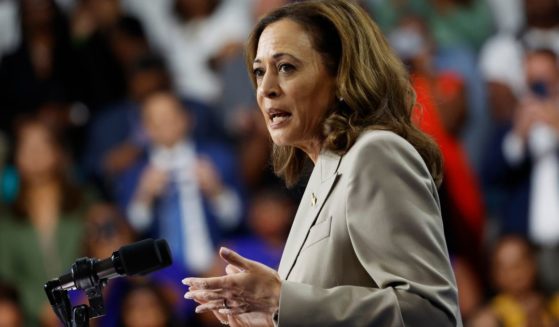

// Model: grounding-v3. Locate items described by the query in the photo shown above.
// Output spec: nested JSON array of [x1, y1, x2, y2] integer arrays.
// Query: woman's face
[[492, 239, 536, 295], [253, 19, 337, 153], [16, 124, 60, 181]]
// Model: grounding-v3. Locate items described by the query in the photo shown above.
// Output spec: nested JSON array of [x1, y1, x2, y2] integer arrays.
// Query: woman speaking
[[183, 0, 462, 326]]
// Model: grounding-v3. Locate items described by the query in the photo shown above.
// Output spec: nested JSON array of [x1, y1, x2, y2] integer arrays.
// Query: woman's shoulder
[[347, 130, 422, 161], [341, 129, 431, 180], [0, 212, 29, 243], [354, 129, 408, 144]]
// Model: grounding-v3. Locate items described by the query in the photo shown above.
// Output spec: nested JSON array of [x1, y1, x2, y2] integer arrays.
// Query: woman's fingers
[[195, 300, 227, 313], [184, 290, 223, 302], [183, 276, 229, 289], [218, 307, 246, 315], [213, 311, 230, 325], [194, 298, 246, 314], [225, 263, 243, 275], [219, 247, 251, 271], [183, 249, 281, 320], [182, 249, 251, 289], [186, 290, 249, 314]]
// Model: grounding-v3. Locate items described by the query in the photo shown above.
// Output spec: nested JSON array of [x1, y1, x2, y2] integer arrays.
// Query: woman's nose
[[259, 72, 280, 98]]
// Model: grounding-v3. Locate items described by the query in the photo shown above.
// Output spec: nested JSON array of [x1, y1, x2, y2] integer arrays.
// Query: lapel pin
[[311, 192, 317, 207]]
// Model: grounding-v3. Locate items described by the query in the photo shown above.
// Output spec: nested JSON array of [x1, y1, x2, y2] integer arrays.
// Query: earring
[[338, 96, 344, 102]]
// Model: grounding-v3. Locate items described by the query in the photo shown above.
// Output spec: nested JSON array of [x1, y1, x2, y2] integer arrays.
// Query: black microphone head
[[118, 239, 172, 276]]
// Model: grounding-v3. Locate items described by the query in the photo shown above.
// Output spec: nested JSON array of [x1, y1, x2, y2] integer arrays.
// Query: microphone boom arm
[[44, 258, 108, 327], [43, 238, 172, 327]]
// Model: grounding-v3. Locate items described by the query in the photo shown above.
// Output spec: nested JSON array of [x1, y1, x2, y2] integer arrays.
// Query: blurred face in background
[[388, 16, 433, 74], [0, 300, 23, 327], [524, 0, 559, 26], [85, 204, 134, 259], [525, 51, 559, 99], [121, 286, 168, 327], [492, 237, 537, 297], [249, 194, 293, 242], [20, 0, 56, 30], [110, 33, 147, 67], [15, 122, 61, 183], [82, 0, 121, 28], [142, 93, 191, 148]]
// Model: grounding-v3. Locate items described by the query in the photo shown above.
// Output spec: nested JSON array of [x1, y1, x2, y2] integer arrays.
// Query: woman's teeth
[[271, 113, 290, 123]]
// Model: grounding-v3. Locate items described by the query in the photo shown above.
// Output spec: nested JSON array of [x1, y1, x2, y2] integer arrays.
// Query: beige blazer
[[276, 130, 462, 326]]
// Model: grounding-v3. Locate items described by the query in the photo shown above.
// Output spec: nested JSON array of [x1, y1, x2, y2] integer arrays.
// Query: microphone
[[55, 238, 172, 291]]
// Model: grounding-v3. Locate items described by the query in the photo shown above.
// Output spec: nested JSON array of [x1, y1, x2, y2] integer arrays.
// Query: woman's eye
[[253, 68, 265, 78], [278, 63, 295, 73]]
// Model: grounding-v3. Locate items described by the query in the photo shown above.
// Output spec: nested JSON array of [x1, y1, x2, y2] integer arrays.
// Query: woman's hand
[[192, 299, 274, 327], [190, 262, 275, 327], [183, 247, 281, 320]]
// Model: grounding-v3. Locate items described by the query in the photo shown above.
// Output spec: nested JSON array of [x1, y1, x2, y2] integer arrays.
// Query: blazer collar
[[278, 150, 342, 279]]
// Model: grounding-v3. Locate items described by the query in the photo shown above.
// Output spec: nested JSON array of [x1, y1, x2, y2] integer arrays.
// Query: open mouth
[[268, 109, 292, 124]]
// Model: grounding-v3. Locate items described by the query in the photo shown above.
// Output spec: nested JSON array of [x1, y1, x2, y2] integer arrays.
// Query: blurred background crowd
[[0, 0, 558, 326]]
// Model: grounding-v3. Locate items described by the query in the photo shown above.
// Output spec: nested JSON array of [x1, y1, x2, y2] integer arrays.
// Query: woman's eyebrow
[[254, 52, 301, 64]]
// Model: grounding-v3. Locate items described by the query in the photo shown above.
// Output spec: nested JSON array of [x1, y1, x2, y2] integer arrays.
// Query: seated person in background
[[222, 187, 294, 270], [83, 53, 225, 200], [82, 54, 171, 197], [551, 293, 559, 323], [70, 0, 149, 110], [0, 281, 23, 327], [0, 117, 88, 327], [162, 0, 251, 105], [84, 203, 136, 260], [483, 48, 559, 293], [389, 16, 485, 320], [118, 280, 180, 327], [211, 187, 295, 273], [118, 91, 243, 276], [70, 202, 136, 327], [74, 203, 196, 326], [480, 0, 559, 122], [195, 187, 295, 326], [469, 235, 558, 327], [0, 0, 76, 137]]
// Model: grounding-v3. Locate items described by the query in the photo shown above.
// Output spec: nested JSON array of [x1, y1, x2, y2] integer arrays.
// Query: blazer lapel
[[278, 151, 341, 279]]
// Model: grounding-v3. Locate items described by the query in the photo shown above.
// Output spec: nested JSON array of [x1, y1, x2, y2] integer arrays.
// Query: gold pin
[[311, 193, 317, 207]]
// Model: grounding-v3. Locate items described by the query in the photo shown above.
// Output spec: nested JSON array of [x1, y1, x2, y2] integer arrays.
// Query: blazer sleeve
[[276, 133, 461, 326]]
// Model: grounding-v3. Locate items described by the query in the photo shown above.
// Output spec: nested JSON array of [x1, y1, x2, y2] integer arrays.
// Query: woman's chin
[[269, 132, 293, 147], [271, 139, 289, 147]]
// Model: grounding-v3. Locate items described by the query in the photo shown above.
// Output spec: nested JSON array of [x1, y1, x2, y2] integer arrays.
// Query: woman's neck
[[299, 138, 323, 164], [26, 179, 62, 237]]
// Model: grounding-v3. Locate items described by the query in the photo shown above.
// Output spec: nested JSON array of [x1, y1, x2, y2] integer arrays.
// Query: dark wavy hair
[[245, 0, 442, 187]]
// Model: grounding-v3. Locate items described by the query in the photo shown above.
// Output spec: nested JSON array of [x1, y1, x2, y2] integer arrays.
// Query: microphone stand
[[44, 258, 107, 327]]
